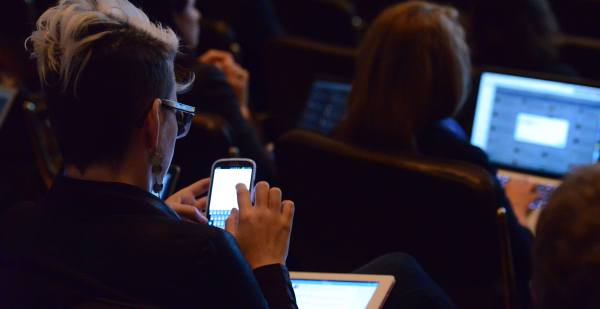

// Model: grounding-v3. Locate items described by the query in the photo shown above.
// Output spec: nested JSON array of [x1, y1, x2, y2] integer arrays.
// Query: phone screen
[[208, 165, 254, 228]]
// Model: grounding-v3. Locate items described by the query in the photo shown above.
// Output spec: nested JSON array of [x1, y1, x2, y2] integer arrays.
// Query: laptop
[[0, 85, 17, 130], [470, 69, 600, 208], [290, 272, 395, 309], [297, 78, 466, 138], [298, 78, 352, 134]]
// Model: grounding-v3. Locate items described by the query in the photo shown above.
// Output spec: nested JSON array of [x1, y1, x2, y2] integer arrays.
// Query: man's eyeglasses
[[161, 99, 196, 139]]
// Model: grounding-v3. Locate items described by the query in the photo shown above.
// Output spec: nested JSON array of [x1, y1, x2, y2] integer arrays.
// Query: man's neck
[[64, 162, 149, 192]]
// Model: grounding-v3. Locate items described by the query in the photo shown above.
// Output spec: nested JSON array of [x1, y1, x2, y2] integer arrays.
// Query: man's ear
[[143, 98, 162, 151]]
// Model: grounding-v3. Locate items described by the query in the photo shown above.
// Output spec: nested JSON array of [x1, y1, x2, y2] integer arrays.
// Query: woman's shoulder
[[418, 122, 495, 173]]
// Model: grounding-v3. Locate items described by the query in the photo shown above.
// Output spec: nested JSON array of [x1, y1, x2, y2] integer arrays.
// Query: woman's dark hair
[[336, 1, 471, 150], [469, 0, 560, 70]]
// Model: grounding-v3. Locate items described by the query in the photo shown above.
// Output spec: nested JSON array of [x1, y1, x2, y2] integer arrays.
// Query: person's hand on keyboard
[[225, 181, 295, 269], [505, 178, 541, 225]]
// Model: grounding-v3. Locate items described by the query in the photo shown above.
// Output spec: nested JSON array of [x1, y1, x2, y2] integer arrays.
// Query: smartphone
[[207, 158, 256, 228]]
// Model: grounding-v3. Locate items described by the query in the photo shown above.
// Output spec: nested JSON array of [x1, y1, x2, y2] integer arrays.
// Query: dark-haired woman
[[335, 1, 534, 307]]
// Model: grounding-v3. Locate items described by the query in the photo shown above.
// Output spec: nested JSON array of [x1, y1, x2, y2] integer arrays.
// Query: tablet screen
[[291, 279, 379, 309]]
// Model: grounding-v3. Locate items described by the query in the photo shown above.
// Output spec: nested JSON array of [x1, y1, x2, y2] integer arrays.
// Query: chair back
[[264, 37, 355, 139], [272, 0, 363, 46], [497, 207, 517, 309], [276, 130, 503, 308], [22, 99, 62, 189]]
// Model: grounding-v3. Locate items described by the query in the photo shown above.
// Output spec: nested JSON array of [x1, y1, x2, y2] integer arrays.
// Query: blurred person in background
[[469, 0, 576, 76], [532, 164, 600, 309], [354, 0, 575, 77], [335, 1, 535, 307], [196, 0, 283, 110], [132, 0, 277, 182], [354, 0, 472, 24]]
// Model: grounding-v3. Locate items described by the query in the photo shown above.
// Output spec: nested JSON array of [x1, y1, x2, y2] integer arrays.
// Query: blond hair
[[27, 0, 192, 170], [28, 0, 183, 94]]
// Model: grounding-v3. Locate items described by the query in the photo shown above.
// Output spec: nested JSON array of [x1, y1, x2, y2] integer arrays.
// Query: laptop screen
[[471, 71, 600, 176], [298, 79, 351, 134], [292, 279, 379, 309]]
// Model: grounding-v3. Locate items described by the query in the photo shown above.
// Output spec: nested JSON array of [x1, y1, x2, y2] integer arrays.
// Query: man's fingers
[[282, 200, 295, 226], [254, 182, 270, 209], [269, 187, 282, 210], [185, 178, 211, 197], [172, 203, 208, 224], [225, 208, 239, 235], [195, 196, 208, 214], [222, 62, 248, 79], [236, 183, 252, 213]]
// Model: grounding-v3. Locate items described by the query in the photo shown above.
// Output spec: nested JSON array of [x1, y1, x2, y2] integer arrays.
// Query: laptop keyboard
[[209, 209, 230, 229], [531, 184, 556, 210], [497, 175, 556, 210]]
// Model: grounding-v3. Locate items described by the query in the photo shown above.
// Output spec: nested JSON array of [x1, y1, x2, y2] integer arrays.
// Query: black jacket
[[0, 176, 297, 308]]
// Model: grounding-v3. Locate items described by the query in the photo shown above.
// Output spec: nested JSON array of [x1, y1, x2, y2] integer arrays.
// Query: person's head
[[469, 0, 559, 69], [338, 0, 471, 149], [29, 0, 194, 192], [532, 165, 600, 309], [132, 0, 201, 49]]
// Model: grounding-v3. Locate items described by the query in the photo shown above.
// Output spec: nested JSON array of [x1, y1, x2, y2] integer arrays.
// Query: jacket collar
[[43, 176, 181, 220]]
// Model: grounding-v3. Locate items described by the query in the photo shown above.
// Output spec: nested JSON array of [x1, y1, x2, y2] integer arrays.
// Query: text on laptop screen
[[471, 72, 600, 175], [291, 279, 378, 309], [299, 80, 351, 134]]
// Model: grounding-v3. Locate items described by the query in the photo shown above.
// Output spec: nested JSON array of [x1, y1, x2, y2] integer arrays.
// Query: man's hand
[[225, 182, 295, 269], [199, 49, 250, 116], [165, 178, 210, 224]]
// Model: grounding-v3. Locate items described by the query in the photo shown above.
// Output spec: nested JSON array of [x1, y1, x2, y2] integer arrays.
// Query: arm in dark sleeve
[[180, 63, 277, 182], [209, 230, 297, 309], [253, 264, 298, 309], [207, 230, 269, 308]]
